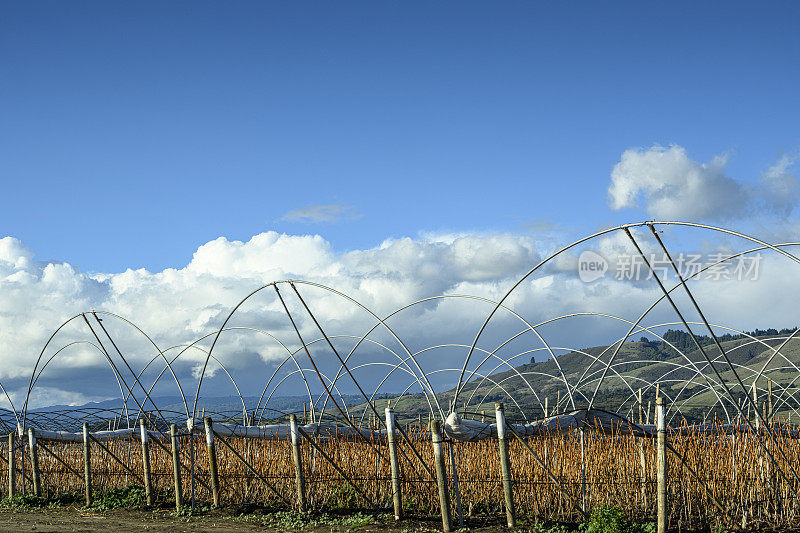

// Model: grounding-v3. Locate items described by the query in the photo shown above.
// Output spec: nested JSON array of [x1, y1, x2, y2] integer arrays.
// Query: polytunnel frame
[[315, 293, 578, 421], [453, 221, 800, 484], [7, 219, 800, 458], [22, 311, 189, 433], [192, 280, 446, 423], [189, 240, 800, 430]]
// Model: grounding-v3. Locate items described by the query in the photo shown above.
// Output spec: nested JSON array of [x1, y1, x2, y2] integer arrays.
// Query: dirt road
[[0, 506, 509, 532]]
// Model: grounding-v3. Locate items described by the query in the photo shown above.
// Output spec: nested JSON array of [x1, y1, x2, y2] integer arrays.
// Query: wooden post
[[430, 420, 452, 532], [139, 420, 153, 506], [83, 423, 92, 505], [768, 377, 773, 424], [638, 389, 643, 425], [495, 403, 516, 528], [27, 428, 41, 497], [543, 396, 550, 467], [385, 407, 402, 520], [481, 410, 486, 423], [580, 428, 587, 513], [170, 423, 183, 509], [7, 433, 15, 498], [656, 397, 667, 533], [289, 414, 306, 511], [638, 389, 647, 509], [204, 418, 220, 508], [448, 440, 464, 529], [752, 382, 760, 430]]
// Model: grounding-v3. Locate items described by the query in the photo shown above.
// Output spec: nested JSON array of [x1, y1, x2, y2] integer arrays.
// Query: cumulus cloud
[[758, 154, 800, 217], [0, 231, 548, 407], [608, 145, 799, 221], [280, 204, 361, 224], [2, 225, 797, 411]]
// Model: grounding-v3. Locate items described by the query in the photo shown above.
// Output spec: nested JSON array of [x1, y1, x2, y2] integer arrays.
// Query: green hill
[[363, 327, 800, 424]]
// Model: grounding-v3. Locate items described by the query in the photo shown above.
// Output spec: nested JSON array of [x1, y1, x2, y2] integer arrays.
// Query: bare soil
[[0, 506, 520, 532]]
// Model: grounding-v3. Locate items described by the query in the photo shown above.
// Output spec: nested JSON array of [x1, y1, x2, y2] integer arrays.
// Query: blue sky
[[2, 2, 800, 409], [4, 1, 798, 273]]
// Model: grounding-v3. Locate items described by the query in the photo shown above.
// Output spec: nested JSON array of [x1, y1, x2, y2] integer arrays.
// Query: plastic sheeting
[[443, 409, 639, 442], [208, 421, 386, 440], [25, 420, 388, 443], [443, 409, 800, 441], [20, 409, 798, 443], [24, 427, 138, 443]]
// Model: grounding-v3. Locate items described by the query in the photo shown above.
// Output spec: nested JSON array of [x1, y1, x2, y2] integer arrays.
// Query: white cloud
[[3, 225, 799, 411], [0, 386, 109, 411], [607, 145, 799, 221], [0, 231, 547, 407], [758, 154, 800, 217], [280, 204, 361, 224]]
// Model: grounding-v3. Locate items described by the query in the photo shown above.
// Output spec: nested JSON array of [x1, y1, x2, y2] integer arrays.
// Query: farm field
[[4, 421, 799, 531]]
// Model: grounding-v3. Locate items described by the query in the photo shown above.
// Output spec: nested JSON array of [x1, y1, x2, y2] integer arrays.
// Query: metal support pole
[[170, 424, 183, 509], [431, 420, 452, 532], [140, 420, 153, 506], [657, 397, 667, 533], [7, 433, 15, 498], [385, 407, 402, 520], [83, 423, 92, 505], [289, 414, 306, 511], [495, 403, 516, 528], [27, 428, 40, 497], [204, 418, 220, 508]]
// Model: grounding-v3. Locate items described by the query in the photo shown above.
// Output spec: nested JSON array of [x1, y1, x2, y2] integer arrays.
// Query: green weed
[[579, 506, 654, 533], [91, 484, 147, 511]]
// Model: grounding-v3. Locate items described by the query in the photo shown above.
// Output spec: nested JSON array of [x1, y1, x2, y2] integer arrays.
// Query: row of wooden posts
[[5, 398, 671, 533]]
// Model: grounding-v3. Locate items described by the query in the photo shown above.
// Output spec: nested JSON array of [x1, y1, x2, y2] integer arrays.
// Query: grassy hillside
[[364, 328, 800, 424]]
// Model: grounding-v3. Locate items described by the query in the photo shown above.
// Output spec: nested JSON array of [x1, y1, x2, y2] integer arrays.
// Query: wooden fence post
[[83, 423, 92, 505], [139, 419, 153, 506], [752, 382, 760, 430], [638, 389, 647, 509], [580, 429, 587, 513], [448, 439, 464, 529], [430, 420, 452, 532], [204, 417, 220, 508], [170, 423, 183, 509], [7, 432, 15, 498], [289, 414, 306, 511], [495, 403, 516, 528], [656, 397, 667, 533], [27, 428, 41, 497], [385, 407, 402, 520], [768, 377, 773, 424]]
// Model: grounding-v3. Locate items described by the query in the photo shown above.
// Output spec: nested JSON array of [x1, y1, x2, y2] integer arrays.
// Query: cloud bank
[[2, 223, 799, 411], [0, 231, 550, 407], [608, 145, 799, 220]]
